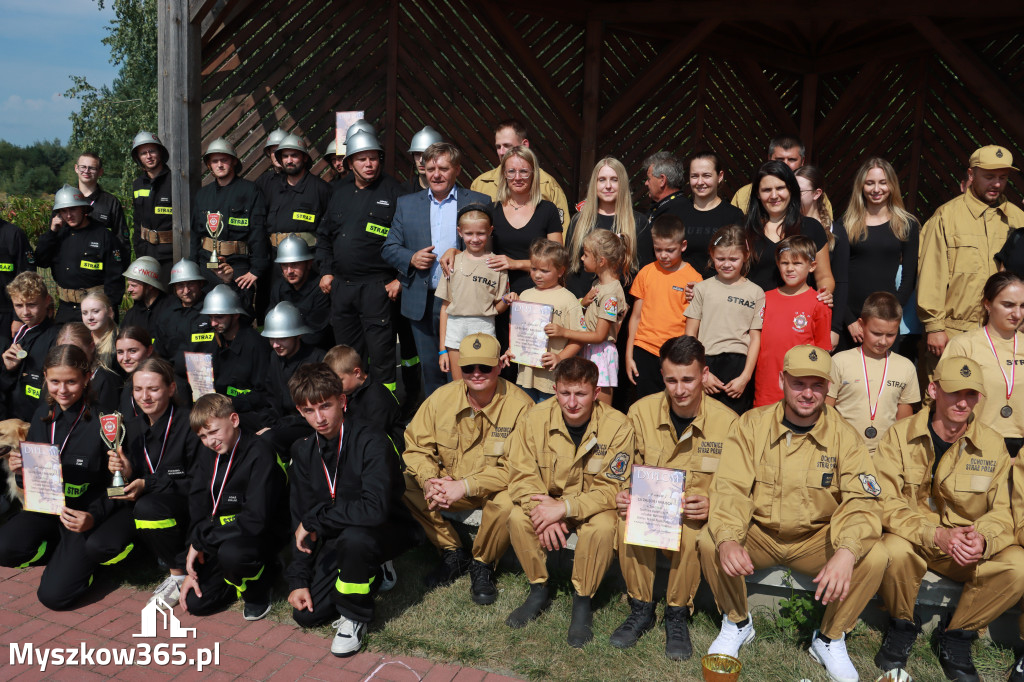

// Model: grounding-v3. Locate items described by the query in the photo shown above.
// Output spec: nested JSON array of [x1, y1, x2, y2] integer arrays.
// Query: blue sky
[[0, 0, 118, 146]]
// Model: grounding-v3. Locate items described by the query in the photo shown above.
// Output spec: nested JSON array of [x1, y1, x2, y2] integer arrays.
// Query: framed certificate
[[509, 301, 553, 369], [624, 465, 686, 551], [20, 441, 64, 515], [184, 352, 216, 402]]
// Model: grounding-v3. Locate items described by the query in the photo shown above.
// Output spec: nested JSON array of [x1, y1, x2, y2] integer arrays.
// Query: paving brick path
[[0, 566, 520, 681]]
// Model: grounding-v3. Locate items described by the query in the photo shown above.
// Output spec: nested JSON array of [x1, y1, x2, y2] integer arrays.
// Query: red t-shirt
[[754, 288, 831, 406]]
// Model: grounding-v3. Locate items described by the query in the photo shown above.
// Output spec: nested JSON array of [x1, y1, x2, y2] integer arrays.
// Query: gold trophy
[[206, 211, 224, 269], [101, 412, 127, 497]]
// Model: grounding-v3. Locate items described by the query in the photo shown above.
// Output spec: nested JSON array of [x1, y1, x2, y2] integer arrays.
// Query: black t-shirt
[[564, 210, 646, 298], [565, 418, 591, 450], [996, 228, 1024, 280], [491, 200, 563, 294], [678, 201, 745, 279], [747, 217, 829, 292], [841, 218, 919, 326], [927, 417, 956, 474], [781, 416, 814, 435], [669, 411, 695, 440]]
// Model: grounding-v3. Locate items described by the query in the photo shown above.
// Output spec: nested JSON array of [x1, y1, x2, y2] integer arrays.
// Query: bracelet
[[439, 349, 448, 355]]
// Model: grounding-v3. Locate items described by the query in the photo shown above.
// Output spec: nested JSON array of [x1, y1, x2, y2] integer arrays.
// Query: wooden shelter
[[159, 0, 1024, 258]]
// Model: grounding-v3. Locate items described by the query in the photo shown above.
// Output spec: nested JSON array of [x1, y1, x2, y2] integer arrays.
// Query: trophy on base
[[206, 211, 224, 269], [101, 412, 127, 497]]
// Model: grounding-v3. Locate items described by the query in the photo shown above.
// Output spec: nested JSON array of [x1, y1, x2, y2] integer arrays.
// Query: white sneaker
[[708, 612, 755, 656], [330, 615, 366, 657], [149, 575, 182, 607], [809, 631, 859, 682], [380, 560, 397, 592]]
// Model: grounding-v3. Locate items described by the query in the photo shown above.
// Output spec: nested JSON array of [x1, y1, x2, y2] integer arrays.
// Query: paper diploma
[[509, 301, 553, 369], [184, 352, 216, 402], [625, 465, 686, 551], [20, 441, 64, 515]]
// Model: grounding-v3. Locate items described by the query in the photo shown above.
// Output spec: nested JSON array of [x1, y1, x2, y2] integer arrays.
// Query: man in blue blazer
[[382, 142, 489, 396]]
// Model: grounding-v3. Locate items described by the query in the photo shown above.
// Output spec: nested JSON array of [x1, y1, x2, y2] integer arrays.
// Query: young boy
[[286, 363, 413, 656], [627, 215, 703, 398], [180, 393, 287, 621], [753, 235, 831, 407], [826, 292, 919, 451], [324, 344, 403, 453], [1, 272, 58, 421]]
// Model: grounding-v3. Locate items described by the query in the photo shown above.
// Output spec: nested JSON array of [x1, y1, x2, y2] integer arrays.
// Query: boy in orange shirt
[[626, 215, 703, 398]]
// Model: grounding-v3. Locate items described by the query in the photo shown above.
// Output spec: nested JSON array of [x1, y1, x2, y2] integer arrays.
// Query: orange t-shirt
[[629, 261, 703, 355]]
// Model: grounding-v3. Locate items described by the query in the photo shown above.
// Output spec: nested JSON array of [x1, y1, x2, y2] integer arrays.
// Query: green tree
[[65, 0, 157, 196]]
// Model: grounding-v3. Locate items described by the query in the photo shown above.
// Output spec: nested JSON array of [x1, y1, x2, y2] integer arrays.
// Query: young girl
[[684, 225, 764, 414], [57, 322, 122, 412], [116, 325, 154, 417], [507, 239, 583, 402], [81, 291, 118, 373], [544, 230, 629, 404], [438, 205, 511, 381]]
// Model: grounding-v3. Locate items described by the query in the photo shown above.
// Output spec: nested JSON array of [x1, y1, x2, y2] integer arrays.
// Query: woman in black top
[[680, 151, 745, 279], [836, 157, 919, 344], [743, 161, 836, 294]]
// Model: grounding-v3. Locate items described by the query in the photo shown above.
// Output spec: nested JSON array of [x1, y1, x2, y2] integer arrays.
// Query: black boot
[[875, 617, 920, 671], [935, 620, 980, 682], [1009, 650, 1024, 682], [468, 560, 497, 605], [664, 605, 693, 661], [567, 592, 594, 648], [609, 598, 655, 648], [506, 583, 551, 628], [424, 547, 470, 588]]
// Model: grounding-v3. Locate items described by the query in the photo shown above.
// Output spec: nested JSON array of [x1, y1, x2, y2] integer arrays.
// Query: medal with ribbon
[[860, 349, 888, 439], [984, 326, 1016, 418]]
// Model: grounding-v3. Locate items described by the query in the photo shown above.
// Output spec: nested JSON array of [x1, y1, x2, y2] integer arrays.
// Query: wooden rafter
[[734, 58, 798, 135], [813, 60, 885, 147], [578, 18, 603, 198]]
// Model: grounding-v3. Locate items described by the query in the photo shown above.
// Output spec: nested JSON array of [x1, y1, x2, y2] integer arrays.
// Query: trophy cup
[[206, 211, 224, 269], [101, 412, 127, 497]]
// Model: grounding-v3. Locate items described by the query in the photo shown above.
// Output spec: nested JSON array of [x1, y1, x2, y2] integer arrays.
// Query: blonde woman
[[80, 290, 118, 373]]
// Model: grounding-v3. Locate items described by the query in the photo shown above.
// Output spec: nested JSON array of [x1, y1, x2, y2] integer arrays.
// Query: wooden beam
[[158, 0, 201, 261], [694, 53, 708, 147], [734, 58, 798, 135], [200, 0, 246, 46], [475, 1, 582, 132], [911, 17, 1024, 145], [905, 58, 928, 216], [590, 1, 1024, 22], [598, 19, 719, 137], [578, 18, 603, 200], [384, 0, 399, 178], [799, 72, 818, 161], [813, 60, 885, 148], [189, 0, 218, 24]]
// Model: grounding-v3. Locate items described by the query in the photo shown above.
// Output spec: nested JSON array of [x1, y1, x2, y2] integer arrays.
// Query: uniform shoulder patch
[[859, 473, 881, 496], [606, 451, 630, 481]]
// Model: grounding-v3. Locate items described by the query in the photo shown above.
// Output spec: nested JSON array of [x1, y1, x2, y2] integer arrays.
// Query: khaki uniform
[[828, 349, 920, 452], [944, 328, 1024, 439], [875, 409, 1024, 631], [619, 393, 737, 610], [470, 167, 571, 231], [699, 402, 886, 639], [508, 399, 635, 596], [403, 378, 534, 564], [731, 183, 833, 219]]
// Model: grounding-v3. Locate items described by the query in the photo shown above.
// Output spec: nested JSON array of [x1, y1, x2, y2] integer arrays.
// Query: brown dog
[[0, 419, 31, 506]]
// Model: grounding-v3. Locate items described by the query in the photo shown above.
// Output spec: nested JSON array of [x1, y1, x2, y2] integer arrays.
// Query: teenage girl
[[80, 291, 118, 373], [684, 224, 765, 414], [116, 325, 155, 417]]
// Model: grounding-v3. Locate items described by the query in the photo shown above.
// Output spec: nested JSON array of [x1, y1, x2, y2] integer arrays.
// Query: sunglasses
[[460, 364, 495, 375]]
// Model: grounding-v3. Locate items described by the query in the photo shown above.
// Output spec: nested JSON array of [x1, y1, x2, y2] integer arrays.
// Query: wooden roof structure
[[159, 0, 1024, 258]]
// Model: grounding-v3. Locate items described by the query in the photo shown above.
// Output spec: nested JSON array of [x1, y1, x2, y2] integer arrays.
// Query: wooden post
[[578, 18, 603, 200], [158, 0, 201, 261], [384, 0, 399, 178], [906, 59, 928, 216], [799, 73, 818, 162]]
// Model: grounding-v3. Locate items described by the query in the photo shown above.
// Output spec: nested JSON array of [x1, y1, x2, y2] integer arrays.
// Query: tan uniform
[[875, 409, 1024, 631], [619, 392, 737, 610], [828, 349, 920, 452], [402, 378, 534, 564], [470, 166, 571, 231], [508, 398, 635, 596], [731, 183, 833, 219], [698, 402, 886, 639], [944, 328, 1024, 439]]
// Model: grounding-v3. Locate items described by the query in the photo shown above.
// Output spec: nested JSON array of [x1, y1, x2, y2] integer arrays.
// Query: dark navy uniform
[[255, 168, 280, 202], [0, 220, 36, 335], [34, 220, 125, 324], [345, 378, 404, 457], [162, 296, 217, 403], [268, 270, 333, 349], [122, 292, 175, 351], [82, 185, 130, 259], [260, 343, 326, 455], [212, 326, 268, 430], [640, 191, 691, 268], [132, 167, 175, 267], [264, 172, 331, 248], [0, 318, 58, 422]]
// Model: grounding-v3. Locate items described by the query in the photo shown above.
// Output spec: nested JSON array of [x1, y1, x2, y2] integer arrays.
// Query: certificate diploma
[[20, 441, 64, 516], [184, 352, 216, 403], [509, 301, 553, 369], [624, 465, 686, 551]]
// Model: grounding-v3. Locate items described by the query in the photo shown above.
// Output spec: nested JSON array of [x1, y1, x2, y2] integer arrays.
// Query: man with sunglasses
[[402, 333, 533, 604]]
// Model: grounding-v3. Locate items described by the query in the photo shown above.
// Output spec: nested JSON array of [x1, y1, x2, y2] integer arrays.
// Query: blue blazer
[[381, 185, 489, 320]]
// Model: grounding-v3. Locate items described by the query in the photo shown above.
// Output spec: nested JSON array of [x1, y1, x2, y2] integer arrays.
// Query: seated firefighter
[[402, 333, 533, 602]]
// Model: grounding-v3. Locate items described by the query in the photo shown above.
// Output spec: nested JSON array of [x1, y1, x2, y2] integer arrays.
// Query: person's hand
[[213, 259, 234, 284], [235, 272, 258, 289], [503, 292, 519, 305], [684, 281, 695, 302], [813, 548, 855, 605], [486, 254, 513, 271], [439, 248, 459, 277], [60, 507, 94, 533], [683, 494, 710, 521], [111, 478, 145, 502], [615, 489, 630, 519], [439, 351, 450, 373], [626, 354, 638, 385], [319, 274, 334, 295], [540, 352, 560, 370], [830, 331, 839, 351], [385, 279, 401, 300], [723, 374, 750, 399], [951, 528, 985, 566], [107, 446, 132, 478], [7, 448, 22, 475], [927, 331, 949, 357], [816, 288, 833, 308], [2, 344, 23, 371], [500, 350, 515, 369], [438, 478, 468, 506], [256, 427, 271, 436], [580, 287, 599, 308], [529, 494, 567, 534], [544, 323, 566, 338], [411, 246, 437, 270], [295, 522, 317, 555], [186, 545, 205, 581], [538, 521, 570, 551], [180, 575, 200, 613], [424, 476, 455, 509], [847, 320, 864, 344], [703, 371, 725, 395], [936, 525, 980, 566], [719, 540, 754, 577], [50, 215, 62, 232], [288, 588, 314, 613]]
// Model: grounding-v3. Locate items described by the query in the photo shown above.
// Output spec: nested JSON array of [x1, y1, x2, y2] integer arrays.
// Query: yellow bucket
[[701, 653, 742, 682]]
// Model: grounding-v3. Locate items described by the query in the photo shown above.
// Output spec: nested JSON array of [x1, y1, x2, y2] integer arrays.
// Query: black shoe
[[424, 548, 469, 589], [242, 601, 271, 621], [1009, 651, 1024, 682], [469, 561, 497, 605], [608, 597, 655, 649], [875, 617, 920, 672], [506, 583, 551, 628], [935, 620, 980, 682], [664, 605, 693, 661], [567, 592, 593, 648]]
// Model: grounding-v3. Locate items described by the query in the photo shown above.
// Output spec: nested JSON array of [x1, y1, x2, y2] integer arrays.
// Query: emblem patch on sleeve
[[606, 452, 630, 481], [859, 473, 881, 496], [821, 472, 833, 487]]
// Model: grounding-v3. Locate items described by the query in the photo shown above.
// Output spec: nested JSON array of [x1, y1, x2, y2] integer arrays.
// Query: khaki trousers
[[508, 506, 617, 597], [879, 533, 1024, 632], [402, 474, 512, 565], [618, 517, 703, 611], [697, 523, 888, 640]]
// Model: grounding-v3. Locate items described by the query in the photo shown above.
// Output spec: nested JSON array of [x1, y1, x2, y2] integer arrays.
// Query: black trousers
[[706, 352, 754, 415], [292, 520, 414, 627], [633, 346, 665, 399], [182, 535, 276, 614], [331, 279, 396, 388], [134, 492, 189, 571]]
